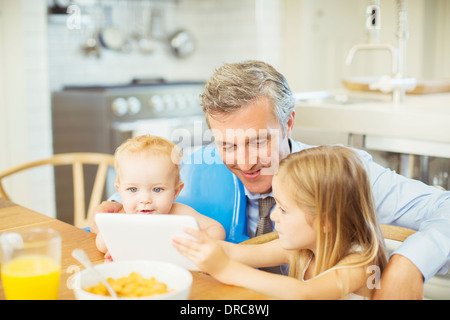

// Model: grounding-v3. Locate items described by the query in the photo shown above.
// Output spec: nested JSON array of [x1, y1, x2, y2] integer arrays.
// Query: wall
[[0, 0, 54, 217], [47, 0, 283, 91], [422, 0, 450, 79], [281, 0, 444, 92], [46, 0, 450, 93], [0, 2, 6, 173]]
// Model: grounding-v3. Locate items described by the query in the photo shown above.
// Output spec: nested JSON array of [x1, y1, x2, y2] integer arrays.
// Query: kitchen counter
[[294, 91, 450, 158]]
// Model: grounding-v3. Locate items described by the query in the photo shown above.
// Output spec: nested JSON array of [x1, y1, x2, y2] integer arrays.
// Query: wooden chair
[[240, 231, 279, 245], [380, 224, 416, 242], [240, 224, 416, 245], [0, 153, 115, 229]]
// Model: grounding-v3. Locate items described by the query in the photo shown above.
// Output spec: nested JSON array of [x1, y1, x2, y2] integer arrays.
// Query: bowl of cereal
[[71, 260, 193, 300]]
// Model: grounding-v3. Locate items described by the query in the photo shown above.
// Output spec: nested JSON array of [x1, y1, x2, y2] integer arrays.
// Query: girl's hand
[[173, 228, 230, 277]]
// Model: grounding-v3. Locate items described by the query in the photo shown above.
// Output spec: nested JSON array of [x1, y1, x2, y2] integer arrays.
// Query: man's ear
[[285, 111, 296, 138]]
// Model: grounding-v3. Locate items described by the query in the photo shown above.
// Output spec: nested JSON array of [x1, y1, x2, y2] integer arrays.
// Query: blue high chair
[[176, 146, 249, 243]]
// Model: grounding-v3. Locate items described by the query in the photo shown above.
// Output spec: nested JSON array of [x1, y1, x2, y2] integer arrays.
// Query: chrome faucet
[[345, 0, 416, 104], [345, 43, 398, 75]]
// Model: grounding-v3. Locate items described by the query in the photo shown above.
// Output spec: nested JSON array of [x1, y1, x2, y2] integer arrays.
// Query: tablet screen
[[95, 213, 199, 270]]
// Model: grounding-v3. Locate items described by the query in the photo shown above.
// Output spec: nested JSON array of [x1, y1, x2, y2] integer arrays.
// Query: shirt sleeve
[[355, 148, 450, 282]]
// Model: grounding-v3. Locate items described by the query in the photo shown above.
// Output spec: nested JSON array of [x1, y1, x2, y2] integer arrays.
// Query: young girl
[[173, 145, 387, 299], [96, 135, 226, 258]]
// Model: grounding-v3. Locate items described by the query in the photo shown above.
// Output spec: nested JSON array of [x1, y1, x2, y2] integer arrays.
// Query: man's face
[[208, 96, 295, 194]]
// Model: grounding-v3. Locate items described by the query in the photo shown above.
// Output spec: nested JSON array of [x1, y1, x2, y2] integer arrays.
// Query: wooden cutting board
[[409, 79, 450, 94], [342, 78, 450, 94]]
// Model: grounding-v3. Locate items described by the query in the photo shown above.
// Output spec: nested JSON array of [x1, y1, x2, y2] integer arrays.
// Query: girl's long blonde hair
[[276, 146, 387, 284]]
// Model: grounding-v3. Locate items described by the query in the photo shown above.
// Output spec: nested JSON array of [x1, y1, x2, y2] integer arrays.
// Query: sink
[[294, 91, 385, 106]]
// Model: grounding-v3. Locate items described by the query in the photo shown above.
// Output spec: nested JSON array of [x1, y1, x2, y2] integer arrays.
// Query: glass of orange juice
[[0, 228, 61, 300]]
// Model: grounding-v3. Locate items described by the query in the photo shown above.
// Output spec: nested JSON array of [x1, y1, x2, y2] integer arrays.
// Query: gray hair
[[200, 60, 295, 136]]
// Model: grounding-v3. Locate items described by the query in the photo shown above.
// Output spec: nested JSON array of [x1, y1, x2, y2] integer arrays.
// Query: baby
[[96, 134, 226, 257]]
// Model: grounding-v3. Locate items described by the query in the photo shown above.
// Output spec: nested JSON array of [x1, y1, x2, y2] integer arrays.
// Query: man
[[92, 60, 450, 299]]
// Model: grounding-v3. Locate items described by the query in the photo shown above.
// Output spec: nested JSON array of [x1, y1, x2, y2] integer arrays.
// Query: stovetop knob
[[112, 97, 128, 116]]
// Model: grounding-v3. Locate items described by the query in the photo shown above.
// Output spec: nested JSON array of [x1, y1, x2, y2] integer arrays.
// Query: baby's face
[[116, 153, 183, 214]]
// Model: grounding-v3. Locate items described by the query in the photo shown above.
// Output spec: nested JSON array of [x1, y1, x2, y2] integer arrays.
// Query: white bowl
[[71, 260, 192, 300]]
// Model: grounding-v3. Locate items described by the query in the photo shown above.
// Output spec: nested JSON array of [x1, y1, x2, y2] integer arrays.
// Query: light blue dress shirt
[[245, 139, 450, 282], [354, 145, 450, 282]]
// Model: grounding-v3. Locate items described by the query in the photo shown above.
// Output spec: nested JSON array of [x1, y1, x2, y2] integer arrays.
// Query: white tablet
[[95, 213, 199, 270]]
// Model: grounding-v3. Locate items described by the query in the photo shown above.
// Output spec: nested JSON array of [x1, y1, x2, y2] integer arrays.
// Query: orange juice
[[1, 255, 61, 300]]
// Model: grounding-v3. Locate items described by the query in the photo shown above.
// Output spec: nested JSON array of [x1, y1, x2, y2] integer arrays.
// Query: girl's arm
[[218, 258, 368, 299], [171, 203, 289, 267], [173, 228, 294, 298], [172, 202, 226, 240], [220, 238, 289, 268], [173, 229, 369, 299]]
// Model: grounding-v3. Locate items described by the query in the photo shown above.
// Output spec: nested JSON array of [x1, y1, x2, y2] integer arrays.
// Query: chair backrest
[[176, 146, 249, 243], [0, 153, 115, 228], [380, 224, 416, 258], [380, 224, 416, 242], [240, 231, 278, 245], [241, 224, 416, 245]]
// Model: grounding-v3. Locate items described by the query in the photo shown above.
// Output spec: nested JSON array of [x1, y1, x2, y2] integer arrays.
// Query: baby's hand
[[104, 250, 113, 263], [90, 201, 123, 234], [172, 228, 229, 277]]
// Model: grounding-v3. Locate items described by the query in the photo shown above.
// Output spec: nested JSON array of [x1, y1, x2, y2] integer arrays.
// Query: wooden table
[[0, 198, 271, 300]]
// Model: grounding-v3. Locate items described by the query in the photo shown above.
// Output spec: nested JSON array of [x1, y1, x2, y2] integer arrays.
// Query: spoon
[[72, 249, 118, 298]]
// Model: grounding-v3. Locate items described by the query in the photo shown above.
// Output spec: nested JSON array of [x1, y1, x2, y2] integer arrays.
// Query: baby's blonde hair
[[276, 146, 387, 294], [114, 135, 183, 184]]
